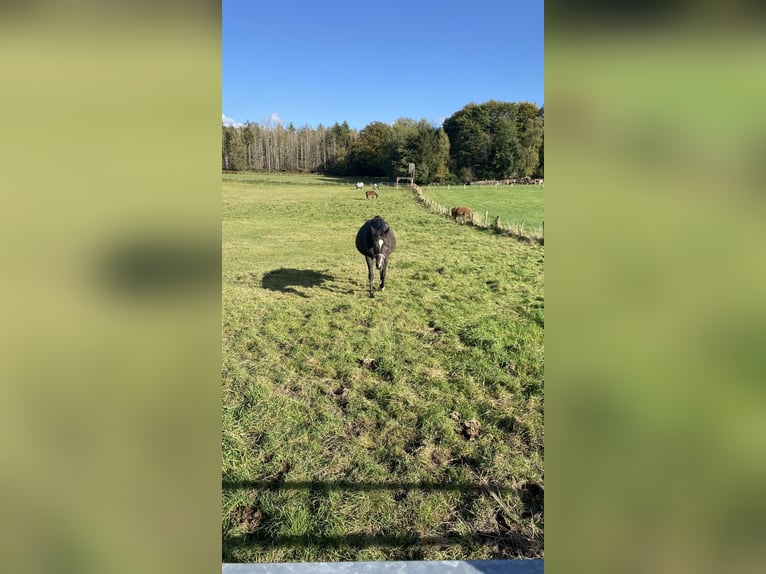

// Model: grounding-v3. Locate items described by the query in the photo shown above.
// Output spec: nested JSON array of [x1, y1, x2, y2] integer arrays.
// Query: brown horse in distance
[[365, 190, 378, 199], [451, 206, 473, 223]]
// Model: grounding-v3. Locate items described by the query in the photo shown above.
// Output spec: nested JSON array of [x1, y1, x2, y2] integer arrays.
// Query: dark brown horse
[[451, 206, 473, 223], [365, 190, 378, 199], [355, 215, 396, 298]]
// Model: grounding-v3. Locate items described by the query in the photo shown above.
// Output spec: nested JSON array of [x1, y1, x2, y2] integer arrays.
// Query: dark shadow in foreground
[[223, 531, 543, 562], [223, 479, 513, 494], [222, 479, 543, 562]]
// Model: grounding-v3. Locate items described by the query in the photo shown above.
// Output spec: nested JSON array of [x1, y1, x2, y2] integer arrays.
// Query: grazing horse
[[365, 189, 378, 199], [356, 182, 364, 190], [451, 206, 473, 223], [355, 215, 396, 298]]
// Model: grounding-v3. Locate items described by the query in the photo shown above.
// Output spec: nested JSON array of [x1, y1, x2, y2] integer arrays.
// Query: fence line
[[412, 185, 544, 245]]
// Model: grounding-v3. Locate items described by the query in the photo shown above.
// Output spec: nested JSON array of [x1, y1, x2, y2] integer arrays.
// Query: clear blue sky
[[223, 1, 543, 130]]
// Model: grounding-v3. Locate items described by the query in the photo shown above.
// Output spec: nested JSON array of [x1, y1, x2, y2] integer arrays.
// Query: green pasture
[[419, 184, 544, 231], [222, 173, 544, 562]]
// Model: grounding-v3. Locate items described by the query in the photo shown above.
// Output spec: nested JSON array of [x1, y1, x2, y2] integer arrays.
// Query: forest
[[221, 101, 544, 185]]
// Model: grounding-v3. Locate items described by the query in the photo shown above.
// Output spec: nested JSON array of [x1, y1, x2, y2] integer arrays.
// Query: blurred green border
[[546, 17, 766, 574], [1, 5, 222, 574]]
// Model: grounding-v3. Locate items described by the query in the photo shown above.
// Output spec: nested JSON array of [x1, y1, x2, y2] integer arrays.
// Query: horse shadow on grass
[[260, 268, 355, 297]]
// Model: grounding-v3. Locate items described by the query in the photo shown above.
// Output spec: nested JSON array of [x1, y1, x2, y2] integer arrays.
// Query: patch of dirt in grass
[[461, 419, 482, 440], [357, 357, 379, 371], [229, 504, 263, 534], [450, 411, 482, 440]]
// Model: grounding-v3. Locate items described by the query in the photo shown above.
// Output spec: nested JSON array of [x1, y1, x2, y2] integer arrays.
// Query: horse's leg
[[379, 259, 387, 291], [366, 256, 375, 298]]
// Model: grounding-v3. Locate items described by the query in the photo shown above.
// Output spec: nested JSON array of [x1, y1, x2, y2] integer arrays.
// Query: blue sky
[[223, 1, 543, 130]]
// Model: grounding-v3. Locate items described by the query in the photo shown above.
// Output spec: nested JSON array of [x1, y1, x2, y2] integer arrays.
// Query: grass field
[[419, 184, 544, 232], [222, 173, 544, 562]]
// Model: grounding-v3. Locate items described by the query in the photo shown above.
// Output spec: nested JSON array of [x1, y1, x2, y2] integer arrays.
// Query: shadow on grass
[[222, 479, 543, 560], [224, 531, 543, 559], [260, 268, 355, 297], [223, 479, 513, 494]]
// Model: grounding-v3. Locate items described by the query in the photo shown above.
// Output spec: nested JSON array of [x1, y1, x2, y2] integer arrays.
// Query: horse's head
[[369, 216, 394, 269]]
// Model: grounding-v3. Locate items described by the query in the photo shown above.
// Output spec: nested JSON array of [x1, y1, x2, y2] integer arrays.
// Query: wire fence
[[412, 185, 544, 245]]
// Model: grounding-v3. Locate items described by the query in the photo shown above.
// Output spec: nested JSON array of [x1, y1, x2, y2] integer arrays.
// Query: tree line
[[222, 100, 543, 184]]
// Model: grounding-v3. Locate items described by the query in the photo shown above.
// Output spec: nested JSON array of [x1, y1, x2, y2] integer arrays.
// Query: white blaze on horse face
[[378, 239, 384, 250]]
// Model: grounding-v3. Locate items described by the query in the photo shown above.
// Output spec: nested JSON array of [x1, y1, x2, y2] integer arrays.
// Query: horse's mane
[[371, 218, 389, 234]]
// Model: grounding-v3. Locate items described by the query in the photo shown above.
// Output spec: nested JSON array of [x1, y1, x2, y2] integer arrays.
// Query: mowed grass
[[420, 184, 544, 231], [222, 173, 544, 562]]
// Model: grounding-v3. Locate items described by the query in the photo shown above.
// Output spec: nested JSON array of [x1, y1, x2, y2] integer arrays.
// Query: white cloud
[[222, 113, 242, 127], [262, 112, 283, 128], [223, 112, 284, 128]]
